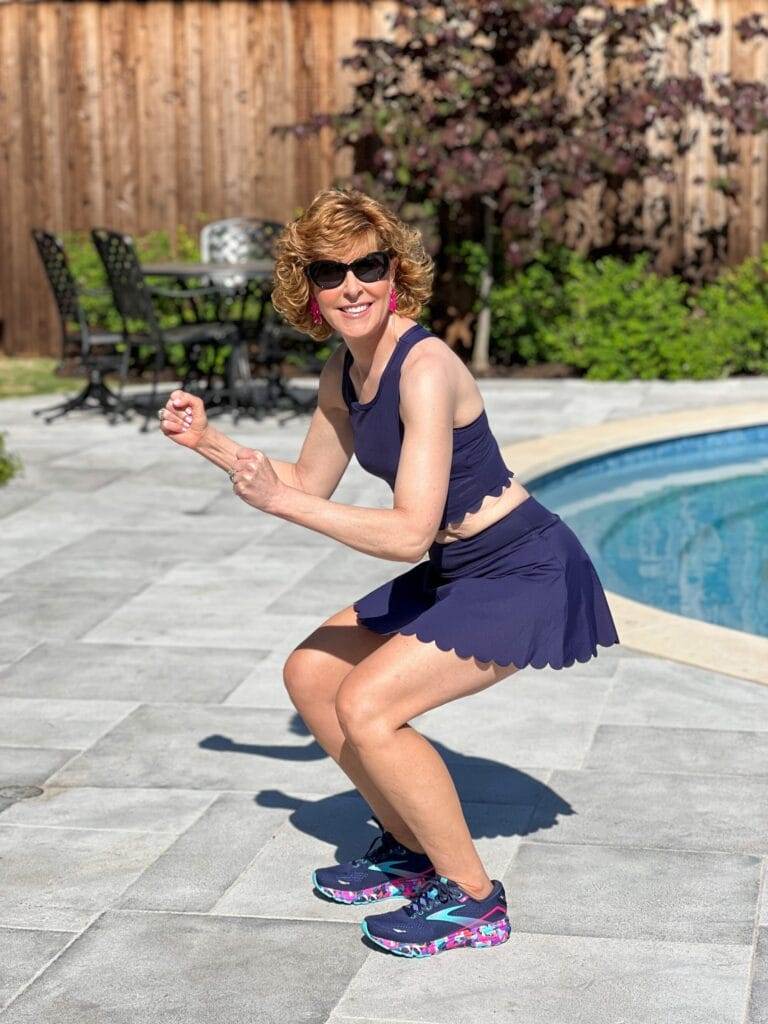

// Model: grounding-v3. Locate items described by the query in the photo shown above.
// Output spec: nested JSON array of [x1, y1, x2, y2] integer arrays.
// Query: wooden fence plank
[[1, 0, 766, 356]]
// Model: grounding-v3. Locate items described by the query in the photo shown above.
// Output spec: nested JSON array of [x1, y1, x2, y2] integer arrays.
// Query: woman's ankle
[[455, 877, 494, 900], [388, 830, 427, 855]]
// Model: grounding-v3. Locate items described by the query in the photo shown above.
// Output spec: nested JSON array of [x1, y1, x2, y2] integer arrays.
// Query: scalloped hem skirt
[[353, 495, 620, 670]]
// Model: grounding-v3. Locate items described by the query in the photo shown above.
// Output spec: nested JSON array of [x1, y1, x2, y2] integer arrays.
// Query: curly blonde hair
[[270, 186, 434, 342]]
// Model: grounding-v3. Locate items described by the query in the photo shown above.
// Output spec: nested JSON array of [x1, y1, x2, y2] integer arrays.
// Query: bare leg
[[283, 606, 427, 853], [335, 632, 520, 900]]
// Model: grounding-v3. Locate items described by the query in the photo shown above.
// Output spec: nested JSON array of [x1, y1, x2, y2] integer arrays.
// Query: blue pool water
[[527, 424, 768, 637]]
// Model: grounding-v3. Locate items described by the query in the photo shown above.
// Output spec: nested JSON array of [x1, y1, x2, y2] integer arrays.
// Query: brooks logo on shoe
[[369, 859, 414, 876], [425, 903, 477, 924]]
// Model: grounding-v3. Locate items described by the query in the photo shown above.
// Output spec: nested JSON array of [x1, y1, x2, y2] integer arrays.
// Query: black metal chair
[[90, 227, 242, 431], [31, 229, 135, 424], [200, 217, 317, 419]]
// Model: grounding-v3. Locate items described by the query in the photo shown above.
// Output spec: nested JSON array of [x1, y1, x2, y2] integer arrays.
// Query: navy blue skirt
[[354, 496, 620, 670]]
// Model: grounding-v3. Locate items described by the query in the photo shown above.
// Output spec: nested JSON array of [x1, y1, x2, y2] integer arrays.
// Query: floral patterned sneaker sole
[[361, 915, 512, 957], [312, 869, 436, 905]]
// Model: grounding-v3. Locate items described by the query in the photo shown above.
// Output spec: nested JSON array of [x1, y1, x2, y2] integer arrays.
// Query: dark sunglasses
[[305, 249, 392, 290]]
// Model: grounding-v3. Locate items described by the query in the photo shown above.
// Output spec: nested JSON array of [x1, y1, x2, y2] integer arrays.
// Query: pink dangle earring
[[309, 295, 323, 326], [388, 287, 398, 313]]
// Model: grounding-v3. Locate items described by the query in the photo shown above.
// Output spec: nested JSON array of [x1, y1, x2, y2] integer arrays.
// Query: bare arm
[[193, 345, 353, 492], [194, 423, 302, 489], [265, 345, 455, 563]]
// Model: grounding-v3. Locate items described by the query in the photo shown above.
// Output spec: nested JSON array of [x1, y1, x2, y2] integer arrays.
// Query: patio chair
[[200, 216, 318, 418], [30, 228, 134, 425], [90, 227, 241, 431]]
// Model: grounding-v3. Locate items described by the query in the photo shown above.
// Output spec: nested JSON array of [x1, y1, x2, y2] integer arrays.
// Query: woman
[[158, 186, 620, 959]]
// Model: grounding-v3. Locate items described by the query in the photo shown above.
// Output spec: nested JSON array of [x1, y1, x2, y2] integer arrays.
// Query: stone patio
[[1, 374, 767, 1023]]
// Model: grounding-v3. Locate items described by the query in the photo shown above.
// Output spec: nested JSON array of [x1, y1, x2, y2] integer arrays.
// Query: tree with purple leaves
[[274, 0, 768, 341]]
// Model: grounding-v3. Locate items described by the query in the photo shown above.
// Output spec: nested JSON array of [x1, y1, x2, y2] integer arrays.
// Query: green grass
[[0, 357, 126, 400]]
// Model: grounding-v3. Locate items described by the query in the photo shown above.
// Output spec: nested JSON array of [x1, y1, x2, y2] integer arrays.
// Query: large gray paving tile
[[325, 1020, 440, 1024], [0, 585, 150, 642], [0, 825, 175, 929], [0, 746, 78, 786], [267, 581, 374, 616], [74, 478, 216, 516], [0, 698, 137, 749], [222, 651, 299, 708], [416, 668, 614, 770], [82, 594, 322, 649], [0, 487, 44, 519], [212, 794, 529, 921], [0, 911, 369, 1024], [601, 658, 768, 731], [3, 464, 122, 493], [156, 541, 322, 588], [1, 502, 102, 547], [331, 932, 752, 1024], [503, 840, 760, 944], [116, 791, 297, 912], [0, 637, 39, 665], [129, 456, 233, 487], [443, 763, 556, 808], [0, 927, 75, 1012], [0, 641, 265, 703], [0, 785, 215, 832], [47, 704, 356, 792], [49, 445, 165, 473], [528, 769, 768, 854], [0, 553, 158, 590], [0, 545, 64, 578], [585, 724, 768, 776], [325, 1020, 443, 1024], [749, 927, 768, 1023], [51, 525, 247, 566]]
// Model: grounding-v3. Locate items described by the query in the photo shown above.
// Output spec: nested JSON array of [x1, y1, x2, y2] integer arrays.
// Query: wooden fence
[[2, 0, 768, 356], [0, 0, 398, 356]]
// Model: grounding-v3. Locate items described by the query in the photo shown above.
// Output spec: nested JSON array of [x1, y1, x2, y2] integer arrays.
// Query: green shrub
[[539, 252, 716, 380], [486, 248, 741, 380], [0, 432, 23, 487], [686, 249, 768, 376], [487, 246, 573, 365]]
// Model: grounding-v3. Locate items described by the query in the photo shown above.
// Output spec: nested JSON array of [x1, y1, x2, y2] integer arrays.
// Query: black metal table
[[142, 258, 285, 421]]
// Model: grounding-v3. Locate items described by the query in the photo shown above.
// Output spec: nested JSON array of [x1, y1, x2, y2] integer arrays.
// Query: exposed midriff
[[432, 475, 531, 545]]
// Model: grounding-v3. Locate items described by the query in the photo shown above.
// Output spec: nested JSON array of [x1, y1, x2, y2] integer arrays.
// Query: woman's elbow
[[404, 523, 437, 563]]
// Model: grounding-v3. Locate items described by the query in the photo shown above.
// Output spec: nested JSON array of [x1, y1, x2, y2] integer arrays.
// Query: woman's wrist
[[193, 424, 239, 474]]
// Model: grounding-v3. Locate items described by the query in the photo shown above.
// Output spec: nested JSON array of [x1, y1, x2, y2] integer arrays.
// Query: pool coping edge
[[501, 401, 768, 687]]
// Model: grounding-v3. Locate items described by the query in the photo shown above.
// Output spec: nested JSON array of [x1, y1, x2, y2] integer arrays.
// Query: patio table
[[141, 258, 278, 421], [141, 259, 273, 278]]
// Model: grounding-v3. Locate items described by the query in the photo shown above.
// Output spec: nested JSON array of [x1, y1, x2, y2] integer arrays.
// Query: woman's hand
[[230, 447, 283, 513], [158, 390, 209, 449]]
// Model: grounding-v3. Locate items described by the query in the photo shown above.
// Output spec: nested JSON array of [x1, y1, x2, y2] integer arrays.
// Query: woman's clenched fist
[[158, 390, 209, 449]]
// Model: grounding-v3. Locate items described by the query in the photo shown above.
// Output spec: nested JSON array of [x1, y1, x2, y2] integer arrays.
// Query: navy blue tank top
[[341, 322, 515, 530]]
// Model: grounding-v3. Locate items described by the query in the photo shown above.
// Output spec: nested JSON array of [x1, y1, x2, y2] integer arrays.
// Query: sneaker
[[312, 825, 436, 905], [361, 874, 511, 957]]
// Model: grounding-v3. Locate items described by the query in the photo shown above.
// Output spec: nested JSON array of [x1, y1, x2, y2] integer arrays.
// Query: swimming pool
[[527, 424, 768, 638]]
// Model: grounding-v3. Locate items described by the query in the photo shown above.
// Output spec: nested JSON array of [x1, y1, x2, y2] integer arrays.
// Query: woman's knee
[[334, 677, 390, 748], [282, 604, 390, 708], [282, 646, 344, 708]]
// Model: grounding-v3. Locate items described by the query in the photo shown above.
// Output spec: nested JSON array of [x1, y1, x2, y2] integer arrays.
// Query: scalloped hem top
[[341, 323, 515, 531]]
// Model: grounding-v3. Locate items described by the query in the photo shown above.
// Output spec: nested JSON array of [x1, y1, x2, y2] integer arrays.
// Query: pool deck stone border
[[502, 401, 768, 687], [2, 379, 768, 1023]]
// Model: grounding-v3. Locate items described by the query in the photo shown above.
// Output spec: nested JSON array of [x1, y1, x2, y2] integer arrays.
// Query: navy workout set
[[341, 321, 620, 670], [312, 321, 619, 957]]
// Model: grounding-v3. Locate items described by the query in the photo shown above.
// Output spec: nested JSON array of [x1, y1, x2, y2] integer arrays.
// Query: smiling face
[[309, 233, 398, 342]]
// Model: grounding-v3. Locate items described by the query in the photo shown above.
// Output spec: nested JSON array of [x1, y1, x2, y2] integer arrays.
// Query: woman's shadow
[[200, 710, 574, 865]]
